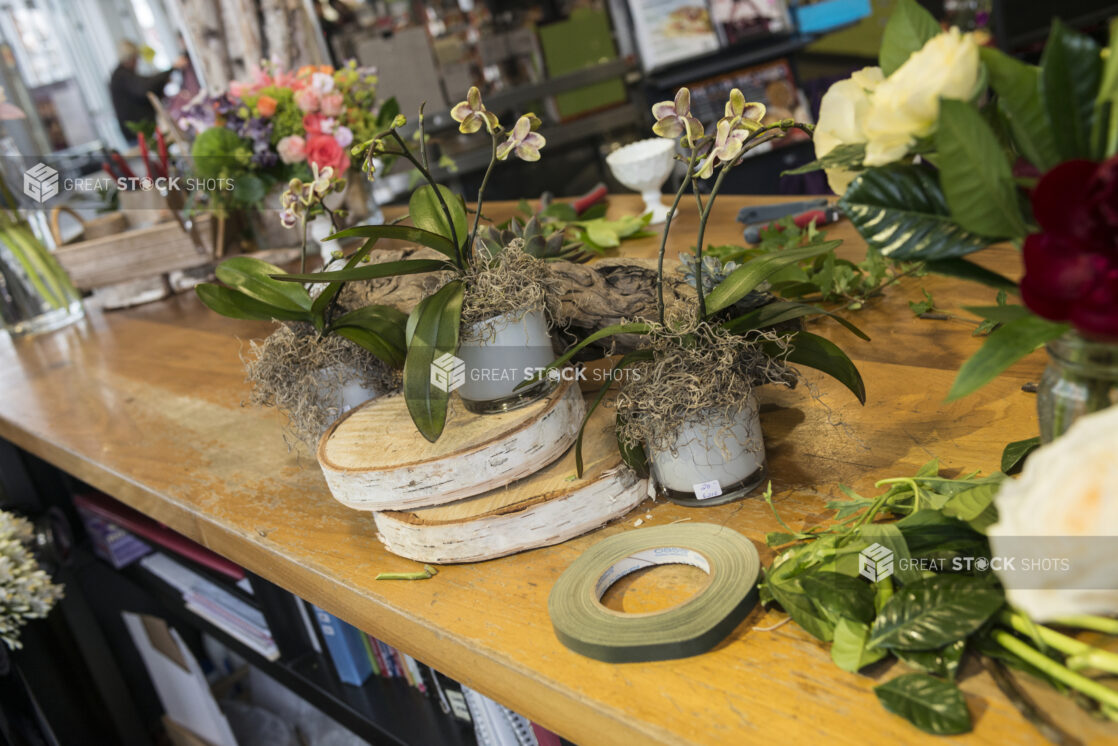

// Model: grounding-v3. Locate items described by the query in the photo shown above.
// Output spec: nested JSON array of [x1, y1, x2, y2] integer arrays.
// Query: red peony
[[1020, 155, 1118, 339], [305, 133, 350, 173]]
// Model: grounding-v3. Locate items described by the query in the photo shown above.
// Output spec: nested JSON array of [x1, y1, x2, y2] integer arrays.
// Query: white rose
[[813, 67, 883, 194], [987, 405, 1118, 622], [863, 28, 981, 166]]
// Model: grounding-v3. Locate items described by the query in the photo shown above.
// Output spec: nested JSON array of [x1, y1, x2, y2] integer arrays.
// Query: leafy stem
[[999, 610, 1118, 676], [990, 628, 1118, 712]]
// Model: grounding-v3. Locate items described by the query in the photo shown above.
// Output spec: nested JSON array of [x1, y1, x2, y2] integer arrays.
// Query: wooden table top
[[2, 195, 1113, 745]]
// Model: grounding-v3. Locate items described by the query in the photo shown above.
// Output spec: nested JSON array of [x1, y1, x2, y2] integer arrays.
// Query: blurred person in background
[[109, 40, 186, 143]]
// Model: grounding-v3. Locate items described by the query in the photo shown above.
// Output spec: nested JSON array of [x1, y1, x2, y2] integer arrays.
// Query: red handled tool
[[742, 205, 843, 243]]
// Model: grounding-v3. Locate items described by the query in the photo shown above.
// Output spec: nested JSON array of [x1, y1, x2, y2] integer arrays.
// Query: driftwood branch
[[339, 248, 698, 354]]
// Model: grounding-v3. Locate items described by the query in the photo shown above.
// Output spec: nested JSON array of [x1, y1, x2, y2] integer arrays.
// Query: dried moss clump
[[459, 239, 560, 337], [244, 324, 401, 448], [615, 314, 797, 454]]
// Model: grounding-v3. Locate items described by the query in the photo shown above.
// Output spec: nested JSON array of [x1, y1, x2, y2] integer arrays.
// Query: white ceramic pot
[[456, 308, 556, 413], [317, 364, 379, 425], [650, 397, 766, 506]]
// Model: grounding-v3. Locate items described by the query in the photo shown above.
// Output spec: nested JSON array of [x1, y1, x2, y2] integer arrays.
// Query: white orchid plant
[[528, 86, 869, 476], [197, 87, 552, 442]]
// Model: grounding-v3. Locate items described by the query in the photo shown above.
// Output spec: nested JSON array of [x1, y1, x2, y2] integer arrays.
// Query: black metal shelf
[[94, 550, 475, 746], [418, 58, 639, 135], [644, 34, 816, 90]]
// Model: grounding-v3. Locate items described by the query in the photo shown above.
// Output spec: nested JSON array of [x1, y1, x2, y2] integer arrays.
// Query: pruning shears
[[737, 198, 844, 244]]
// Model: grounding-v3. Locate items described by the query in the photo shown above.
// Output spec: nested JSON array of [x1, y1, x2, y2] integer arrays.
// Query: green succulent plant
[[476, 216, 589, 263]]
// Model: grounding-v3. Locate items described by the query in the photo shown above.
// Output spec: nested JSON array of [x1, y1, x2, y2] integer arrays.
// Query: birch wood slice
[[318, 379, 585, 510], [372, 398, 647, 563]]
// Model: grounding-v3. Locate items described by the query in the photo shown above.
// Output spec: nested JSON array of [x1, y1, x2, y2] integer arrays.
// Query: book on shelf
[[463, 685, 539, 746], [74, 492, 244, 580], [140, 552, 280, 660], [311, 605, 375, 686], [75, 503, 152, 569]]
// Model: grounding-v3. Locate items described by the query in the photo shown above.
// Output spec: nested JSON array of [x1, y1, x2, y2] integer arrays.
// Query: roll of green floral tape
[[548, 523, 760, 662]]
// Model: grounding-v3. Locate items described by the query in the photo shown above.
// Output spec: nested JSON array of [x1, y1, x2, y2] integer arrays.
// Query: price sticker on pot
[[693, 480, 723, 500]]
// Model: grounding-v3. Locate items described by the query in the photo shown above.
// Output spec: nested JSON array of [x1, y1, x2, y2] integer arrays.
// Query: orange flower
[[256, 95, 277, 117]]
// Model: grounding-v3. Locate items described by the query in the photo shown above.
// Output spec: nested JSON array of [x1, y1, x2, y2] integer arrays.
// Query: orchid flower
[[652, 88, 704, 144], [309, 163, 335, 198], [450, 86, 499, 135], [496, 115, 546, 161], [694, 118, 748, 179], [724, 88, 766, 131]]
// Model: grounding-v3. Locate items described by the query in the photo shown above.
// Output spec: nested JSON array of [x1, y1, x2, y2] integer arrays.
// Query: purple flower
[[333, 125, 354, 148]]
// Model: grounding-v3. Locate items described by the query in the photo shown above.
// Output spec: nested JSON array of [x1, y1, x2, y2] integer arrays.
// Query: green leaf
[[573, 349, 652, 476], [766, 532, 799, 547], [870, 575, 1004, 651], [330, 305, 408, 368], [832, 618, 888, 673], [541, 202, 578, 222], [722, 299, 870, 341], [781, 142, 865, 176], [1040, 19, 1103, 160], [376, 96, 400, 129], [1001, 436, 1040, 475], [874, 674, 972, 735], [585, 221, 620, 249], [802, 572, 876, 625], [948, 315, 1068, 400], [766, 581, 836, 642], [403, 281, 465, 441], [275, 259, 451, 284], [897, 510, 987, 561], [310, 237, 386, 328], [839, 166, 992, 261], [980, 47, 1060, 170], [879, 0, 941, 76], [941, 482, 1000, 533], [775, 331, 866, 404], [937, 100, 1027, 239], [527, 322, 652, 386], [326, 223, 458, 259], [215, 256, 312, 312], [924, 258, 1018, 294], [894, 639, 966, 680], [705, 240, 841, 314], [410, 184, 469, 251], [908, 288, 936, 316], [195, 283, 310, 322], [858, 523, 921, 584], [963, 304, 1030, 324]]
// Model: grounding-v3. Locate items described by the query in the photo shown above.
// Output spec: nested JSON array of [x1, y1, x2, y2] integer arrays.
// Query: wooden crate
[[54, 214, 216, 290]]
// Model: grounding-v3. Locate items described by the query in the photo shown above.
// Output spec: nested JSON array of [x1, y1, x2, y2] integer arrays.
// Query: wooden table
[[1, 196, 1113, 745]]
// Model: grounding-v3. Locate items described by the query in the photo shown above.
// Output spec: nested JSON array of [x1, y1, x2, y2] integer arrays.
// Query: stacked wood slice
[[317, 379, 647, 563]]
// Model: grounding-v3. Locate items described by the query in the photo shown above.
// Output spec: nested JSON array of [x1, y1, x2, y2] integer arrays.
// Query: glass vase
[[650, 399, 767, 507], [0, 220, 83, 337], [1036, 331, 1118, 443]]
